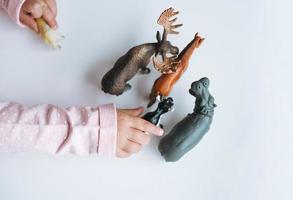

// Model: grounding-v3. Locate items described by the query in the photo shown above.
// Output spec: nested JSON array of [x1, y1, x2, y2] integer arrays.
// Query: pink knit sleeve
[[0, 0, 26, 26], [0, 102, 117, 157]]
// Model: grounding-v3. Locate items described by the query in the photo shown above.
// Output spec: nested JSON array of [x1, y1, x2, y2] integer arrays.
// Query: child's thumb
[[22, 1, 43, 18], [20, 13, 39, 33]]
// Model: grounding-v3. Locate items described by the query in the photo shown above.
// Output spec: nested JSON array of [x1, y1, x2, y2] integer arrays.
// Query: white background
[[0, 0, 292, 199]]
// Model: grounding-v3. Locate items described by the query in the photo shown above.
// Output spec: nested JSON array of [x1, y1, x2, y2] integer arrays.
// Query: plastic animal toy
[[101, 8, 182, 95], [36, 18, 64, 49], [148, 33, 205, 107], [158, 77, 216, 162], [142, 97, 174, 128]]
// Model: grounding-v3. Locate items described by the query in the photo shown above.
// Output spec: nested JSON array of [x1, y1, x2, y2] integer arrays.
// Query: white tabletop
[[0, 0, 292, 200]]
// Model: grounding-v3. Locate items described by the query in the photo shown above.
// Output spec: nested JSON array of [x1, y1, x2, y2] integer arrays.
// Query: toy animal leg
[[140, 67, 151, 74], [138, 56, 152, 74], [123, 84, 132, 92], [157, 95, 164, 102], [102, 78, 132, 96], [148, 92, 161, 108]]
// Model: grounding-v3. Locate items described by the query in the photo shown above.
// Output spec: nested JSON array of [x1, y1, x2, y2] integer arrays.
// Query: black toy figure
[[158, 77, 216, 162], [143, 97, 174, 128], [101, 8, 182, 95]]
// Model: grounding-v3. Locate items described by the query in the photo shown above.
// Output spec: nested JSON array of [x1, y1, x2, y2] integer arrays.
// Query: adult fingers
[[44, 0, 57, 17], [131, 117, 163, 136], [123, 141, 142, 154], [22, 0, 43, 18], [20, 12, 39, 32], [42, 6, 57, 29], [120, 107, 144, 117], [129, 128, 150, 145]]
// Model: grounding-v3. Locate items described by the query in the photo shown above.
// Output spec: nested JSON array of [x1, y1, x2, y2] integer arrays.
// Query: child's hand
[[116, 107, 164, 158], [20, 0, 57, 33]]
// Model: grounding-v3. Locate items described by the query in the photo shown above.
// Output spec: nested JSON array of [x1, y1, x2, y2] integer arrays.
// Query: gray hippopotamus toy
[[158, 77, 216, 162]]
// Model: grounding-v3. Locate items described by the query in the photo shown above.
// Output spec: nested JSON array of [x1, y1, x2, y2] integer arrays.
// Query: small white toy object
[[36, 18, 64, 49]]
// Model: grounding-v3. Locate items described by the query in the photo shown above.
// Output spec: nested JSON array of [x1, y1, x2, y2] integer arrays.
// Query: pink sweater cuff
[[98, 104, 117, 157], [6, 0, 26, 26]]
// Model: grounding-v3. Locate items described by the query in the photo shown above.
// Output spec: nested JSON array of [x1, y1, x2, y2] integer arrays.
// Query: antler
[[154, 8, 182, 74], [158, 7, 183, 40], [153, 56, 180, 74]]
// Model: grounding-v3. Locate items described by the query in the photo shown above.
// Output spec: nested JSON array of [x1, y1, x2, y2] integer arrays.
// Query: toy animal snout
[[170, 45, 179, 55], [158, 40, 179, 56], [189, 77, 210, 97], [194, 32, 205, 46]]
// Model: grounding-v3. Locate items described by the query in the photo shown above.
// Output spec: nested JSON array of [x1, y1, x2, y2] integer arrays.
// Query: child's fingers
[[116, 149, 131, 158], [120, 107, 144, 117], [20, 12, 39, 33], [129, 128, 150, 145], [42, 6, 57, 29], [124, 141, 142, 153], [131, 117, 164, 136], [22, 0, 43, 18], [44, 0, 57, 17]]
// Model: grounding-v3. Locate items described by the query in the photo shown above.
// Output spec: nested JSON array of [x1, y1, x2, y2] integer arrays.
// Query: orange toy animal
[[148, 33, 205, 107]]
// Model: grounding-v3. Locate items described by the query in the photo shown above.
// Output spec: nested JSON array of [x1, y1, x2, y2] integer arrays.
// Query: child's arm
[[0, 0, 26, 26], [0, 102, 117, 156], [0, 102, 164, 157], [0, 0, 57, 33]]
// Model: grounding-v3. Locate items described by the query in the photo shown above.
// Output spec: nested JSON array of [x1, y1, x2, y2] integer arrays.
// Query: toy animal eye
[[203, 82, 208, 87], [197, 86, 201, 89]]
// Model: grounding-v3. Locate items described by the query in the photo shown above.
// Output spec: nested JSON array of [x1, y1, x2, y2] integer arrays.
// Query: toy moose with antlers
[[101, 8, 182, 95], [148, 33, 205, 107]]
